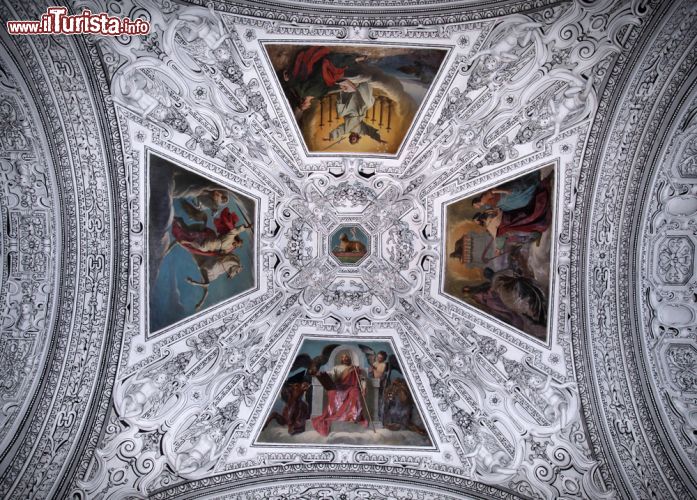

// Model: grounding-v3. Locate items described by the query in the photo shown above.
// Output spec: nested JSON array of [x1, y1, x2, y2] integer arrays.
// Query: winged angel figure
[[358, 345, 427, 435], [173, 400, 242, 475], [263, 344, 339, 435]]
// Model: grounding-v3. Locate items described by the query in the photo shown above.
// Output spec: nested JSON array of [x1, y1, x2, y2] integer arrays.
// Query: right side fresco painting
[[444, 166, 554, 341]]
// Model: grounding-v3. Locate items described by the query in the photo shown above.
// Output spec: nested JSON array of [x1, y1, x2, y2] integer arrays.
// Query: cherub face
[[229, 123, 245, 139], [151, 107, 167, 121], [461, 434, 478, 452], [528, 374, 544, 389], [451, 354, 466, 369], [213, 47, 231, 61], [310, 268, 324, 282], [483, 55, 499, 71], [154, 373, 168, 385], [377, 353, 386, 362]]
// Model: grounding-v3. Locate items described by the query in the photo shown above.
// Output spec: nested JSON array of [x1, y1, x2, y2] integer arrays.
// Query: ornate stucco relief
[[61, 1, 646, 498], [0, 37, 58, 458], [0, 1, 127, 498], [5, 0, 697, 499], [640, 86, 697, 480], [582, 0, 697, 497]]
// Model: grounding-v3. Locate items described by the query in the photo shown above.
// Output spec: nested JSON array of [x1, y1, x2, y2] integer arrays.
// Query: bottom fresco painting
[[258, 338, 433, 447]]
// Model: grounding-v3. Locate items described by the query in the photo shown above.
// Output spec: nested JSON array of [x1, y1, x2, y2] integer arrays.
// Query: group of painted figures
[[264, 344, 427, 437], [278, 46, 389, 147], [271, 44, 446, 153], [149, 157, 255, 329], [450, 169, 553, 339]]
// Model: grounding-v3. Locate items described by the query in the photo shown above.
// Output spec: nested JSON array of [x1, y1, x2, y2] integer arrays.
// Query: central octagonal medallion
[[329, 224, 370, 266]]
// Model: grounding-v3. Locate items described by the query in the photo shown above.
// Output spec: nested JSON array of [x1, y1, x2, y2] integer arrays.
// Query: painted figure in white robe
[[328, 79, 386, 146]]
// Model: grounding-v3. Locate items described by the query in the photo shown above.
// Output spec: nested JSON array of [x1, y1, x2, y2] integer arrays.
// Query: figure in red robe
[[278, 46, 367, 119], [311, 351, 368, 436], [171, 207, 250, 256], [472, 173, 552, 257]]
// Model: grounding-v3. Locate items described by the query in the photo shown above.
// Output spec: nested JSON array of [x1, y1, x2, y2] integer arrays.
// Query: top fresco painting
[[265, 44, 447, 155]]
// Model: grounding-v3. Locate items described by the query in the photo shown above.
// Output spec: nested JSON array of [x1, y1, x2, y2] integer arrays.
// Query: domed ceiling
[[1, 0, 697, 498]]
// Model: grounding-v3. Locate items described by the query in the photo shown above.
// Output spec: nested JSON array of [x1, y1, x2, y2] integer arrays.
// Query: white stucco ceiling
[[1, 0, 696, 498]]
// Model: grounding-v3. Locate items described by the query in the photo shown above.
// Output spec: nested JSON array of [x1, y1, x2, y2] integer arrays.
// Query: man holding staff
[[310, 351, 376, 436]]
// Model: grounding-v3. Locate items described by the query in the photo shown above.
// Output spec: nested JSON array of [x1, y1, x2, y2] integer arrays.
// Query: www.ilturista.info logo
[[6, 6, 151, 36]]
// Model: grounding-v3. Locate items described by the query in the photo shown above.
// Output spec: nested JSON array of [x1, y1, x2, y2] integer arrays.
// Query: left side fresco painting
[[148, 155, 255, 332]]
